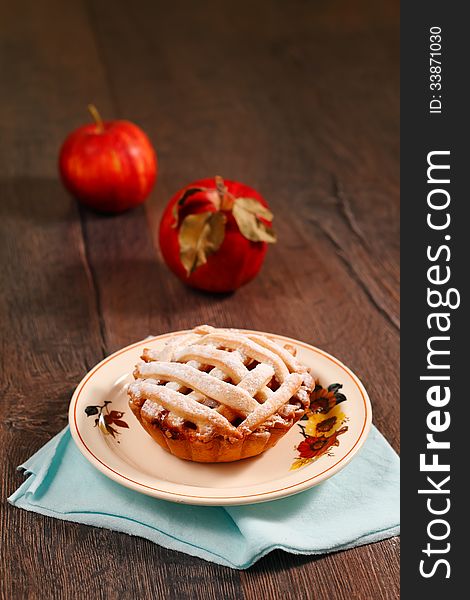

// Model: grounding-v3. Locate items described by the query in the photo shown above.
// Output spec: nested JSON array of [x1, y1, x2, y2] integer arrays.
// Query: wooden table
[[0, 0, 399, 598]]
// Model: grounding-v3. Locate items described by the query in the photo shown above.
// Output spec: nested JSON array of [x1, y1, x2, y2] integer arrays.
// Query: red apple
[[59, 105, 157, 213], [159, 176, 276, 292]]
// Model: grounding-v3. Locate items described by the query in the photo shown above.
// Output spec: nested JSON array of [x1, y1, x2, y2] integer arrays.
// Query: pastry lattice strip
[[142, 345, 274, 404], [130, 380, 240, 438], [146, 326, 293, 382], [193, 325, 309, 376], [192, 331, 290, 382], [142, 346, 251, 425], [129, 369, 304, 436], [131, 326, 311, 436], [134, 361, 273, 415]]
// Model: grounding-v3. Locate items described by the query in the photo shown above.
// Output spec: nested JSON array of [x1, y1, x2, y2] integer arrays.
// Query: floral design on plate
[[291, 383, 349, 470], [84, 401, 129, 442]]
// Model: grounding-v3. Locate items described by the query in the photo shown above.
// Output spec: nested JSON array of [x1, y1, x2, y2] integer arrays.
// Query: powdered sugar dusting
[[129, 325, 314, 441]]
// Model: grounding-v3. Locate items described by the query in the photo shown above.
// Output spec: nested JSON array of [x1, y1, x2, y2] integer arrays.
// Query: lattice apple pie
[[128, 325, 315, 462]]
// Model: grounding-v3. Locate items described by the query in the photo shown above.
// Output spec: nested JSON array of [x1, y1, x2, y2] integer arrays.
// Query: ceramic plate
[[69, 330, 372, 506]]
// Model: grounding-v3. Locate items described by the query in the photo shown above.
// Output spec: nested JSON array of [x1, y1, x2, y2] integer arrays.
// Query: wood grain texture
[[0, 0, 399, 598]]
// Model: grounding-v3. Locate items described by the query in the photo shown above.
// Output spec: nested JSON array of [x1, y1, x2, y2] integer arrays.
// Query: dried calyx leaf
[[179, 211, 227, 276], [232, 197, 277, 243]]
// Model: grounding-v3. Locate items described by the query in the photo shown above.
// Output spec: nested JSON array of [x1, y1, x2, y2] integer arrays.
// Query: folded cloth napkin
[[8, 425, 399, 569]]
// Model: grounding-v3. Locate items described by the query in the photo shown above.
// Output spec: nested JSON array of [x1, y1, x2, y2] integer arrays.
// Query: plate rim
[[69, 329, 372, 505]]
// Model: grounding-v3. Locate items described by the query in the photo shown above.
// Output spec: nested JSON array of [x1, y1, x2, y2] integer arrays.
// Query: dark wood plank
[[84, 0, 400, 448], [241, 540, 400, 600], [1, 0, 399, 598], [0, 1, 238, 599], [79, 1, 401, 599]]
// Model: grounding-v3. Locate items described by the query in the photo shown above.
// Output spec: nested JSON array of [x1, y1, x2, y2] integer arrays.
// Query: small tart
[[128, 325, 314, 462]]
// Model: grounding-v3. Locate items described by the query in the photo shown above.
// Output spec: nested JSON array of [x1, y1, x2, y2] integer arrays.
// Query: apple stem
[[215, 175, 234, 210], [87, 104, 104, 133]]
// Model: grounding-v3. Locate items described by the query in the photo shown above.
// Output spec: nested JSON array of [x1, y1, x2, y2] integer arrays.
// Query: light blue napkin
[[8, 425, 399, 569]]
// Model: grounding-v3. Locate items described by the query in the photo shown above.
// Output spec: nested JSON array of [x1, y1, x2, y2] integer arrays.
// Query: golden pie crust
[[128, 325, 314, 462]]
